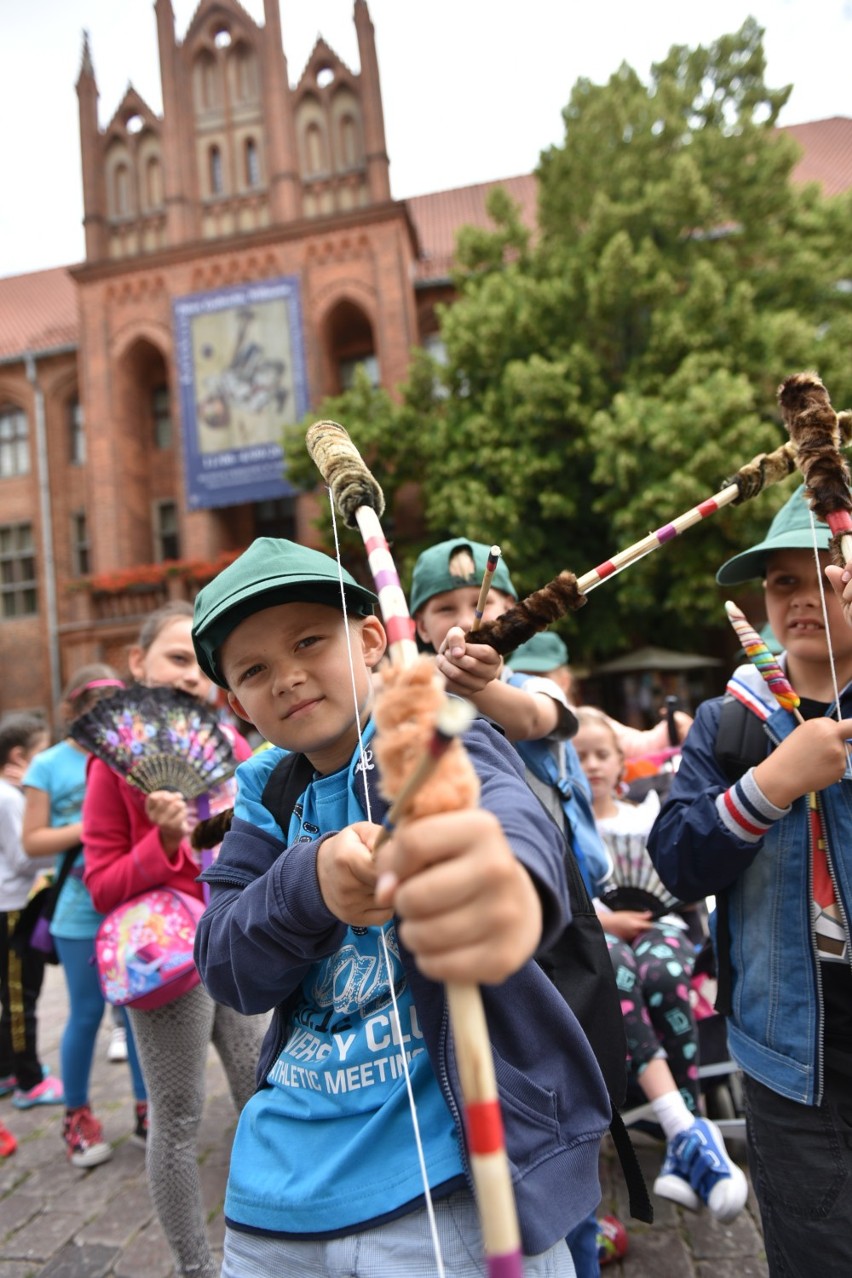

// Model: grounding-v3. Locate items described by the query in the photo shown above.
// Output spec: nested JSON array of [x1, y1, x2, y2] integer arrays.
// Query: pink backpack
[[94, 888, 205, 1010]]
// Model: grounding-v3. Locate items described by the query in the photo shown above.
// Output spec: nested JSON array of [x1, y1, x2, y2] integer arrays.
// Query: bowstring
[[808, 508, 843, 718], [327, 492, 447, 1278]]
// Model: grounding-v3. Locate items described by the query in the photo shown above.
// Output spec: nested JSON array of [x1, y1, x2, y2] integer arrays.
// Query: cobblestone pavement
[[1, 965, 769, 1277]]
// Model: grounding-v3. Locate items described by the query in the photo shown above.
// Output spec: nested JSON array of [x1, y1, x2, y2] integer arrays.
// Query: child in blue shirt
[[191, 537, 611, 1278]]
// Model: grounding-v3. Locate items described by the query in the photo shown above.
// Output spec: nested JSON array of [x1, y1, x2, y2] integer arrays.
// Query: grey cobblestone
[[0, 967, 769, 1276]]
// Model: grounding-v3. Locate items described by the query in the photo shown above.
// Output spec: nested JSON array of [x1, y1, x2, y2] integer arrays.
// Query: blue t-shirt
[[23, 740, 103, 940], [226, 727, 463, 1235]]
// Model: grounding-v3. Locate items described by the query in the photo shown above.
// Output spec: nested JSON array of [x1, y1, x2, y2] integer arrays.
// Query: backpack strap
[[714, 693, 768, 782], [260, 752, 316, 833], [609, 1108, 654, 1223], [712, 694, 769, 1016]]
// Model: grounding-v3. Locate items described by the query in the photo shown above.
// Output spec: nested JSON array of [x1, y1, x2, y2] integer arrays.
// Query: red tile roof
[[405, 117, 852, 283], [784, 116, 852, 198], [405, 173, 537, 282], [0, 266, 79, 362], [0, 118, 848, 356]]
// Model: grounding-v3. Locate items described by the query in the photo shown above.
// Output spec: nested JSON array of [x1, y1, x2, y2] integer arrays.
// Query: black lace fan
[[70, 684, 236, 799], [598, 832, 683, 919]]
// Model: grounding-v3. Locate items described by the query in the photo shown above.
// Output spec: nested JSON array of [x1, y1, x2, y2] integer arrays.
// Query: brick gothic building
[[0, 0, 850, 726]]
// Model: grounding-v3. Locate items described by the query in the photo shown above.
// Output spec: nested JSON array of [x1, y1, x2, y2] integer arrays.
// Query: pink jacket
[[82, 728, 252, 916]]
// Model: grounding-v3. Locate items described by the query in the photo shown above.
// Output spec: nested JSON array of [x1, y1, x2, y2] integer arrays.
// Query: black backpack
[[522, 767, 651, 1222], [710, 694, 770, 1016], [260, 750, 653, 1223]]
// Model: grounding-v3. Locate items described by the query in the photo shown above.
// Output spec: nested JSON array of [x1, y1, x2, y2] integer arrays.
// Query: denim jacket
[[195, 717, 611, 1254], [648, 663, 852, 1105]]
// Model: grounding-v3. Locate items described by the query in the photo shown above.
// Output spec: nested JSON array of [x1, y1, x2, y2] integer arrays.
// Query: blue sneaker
[[654, 1118, 748, 1223], [11, 1074, 64, 1109]]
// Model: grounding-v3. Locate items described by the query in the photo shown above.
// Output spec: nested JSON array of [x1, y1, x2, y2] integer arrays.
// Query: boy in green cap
[[191, 537, 610, 1277], [412, 541, 639, 1277], [649, 485, 852, 1274], [411, 538, 576, 742], [411, 539, 691, 757]]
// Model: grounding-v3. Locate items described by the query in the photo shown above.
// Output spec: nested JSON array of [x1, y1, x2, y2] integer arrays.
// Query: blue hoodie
[[195, 716, 611, 1254]]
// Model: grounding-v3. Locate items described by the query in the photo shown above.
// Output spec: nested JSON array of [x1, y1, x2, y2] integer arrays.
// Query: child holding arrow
[[190, 537, 611, 1278], [649, 484, 852, 1277]]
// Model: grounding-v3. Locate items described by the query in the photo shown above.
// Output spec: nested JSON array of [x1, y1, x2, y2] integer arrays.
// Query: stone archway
[[322, 296, 378, 395], [113, 336, 178, 566]]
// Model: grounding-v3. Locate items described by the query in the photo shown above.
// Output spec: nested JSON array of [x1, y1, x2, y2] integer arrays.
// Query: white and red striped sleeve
[[716, 767, 791, 843]]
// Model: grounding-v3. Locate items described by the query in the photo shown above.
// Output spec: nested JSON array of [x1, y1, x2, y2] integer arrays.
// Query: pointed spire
[[78, 29, 95, 79], [354, 0, 390, 201], [76, 28, 105, 259]]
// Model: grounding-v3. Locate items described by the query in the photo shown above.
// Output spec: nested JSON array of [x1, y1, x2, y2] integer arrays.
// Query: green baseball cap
[[506, 631, 569, 672], [716, 484, 832, 585], [409, 539, 518, 615], [192, 538, 377, 687]]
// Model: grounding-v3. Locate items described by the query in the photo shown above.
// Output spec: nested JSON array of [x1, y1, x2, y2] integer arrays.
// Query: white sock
[[650, 1089, 695, 1143]]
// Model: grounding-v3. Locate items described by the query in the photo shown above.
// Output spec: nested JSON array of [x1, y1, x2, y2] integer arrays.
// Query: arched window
[[305, 123, 326, 176], [231, 44, 258, 102], [145, 156, 163, 210], [115, 162, 131, 216], [68, 398, 85, 465], [325, 299, 379, 395], [244, 138, 260, 188], [0, 406, 30, 477], [209, 145, 224, 196], [340, 115, 359, 168], [194, 51, 219, 112]]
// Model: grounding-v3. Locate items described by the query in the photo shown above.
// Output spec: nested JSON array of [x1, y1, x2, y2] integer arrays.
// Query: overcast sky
[[2, 0, 850, 280]]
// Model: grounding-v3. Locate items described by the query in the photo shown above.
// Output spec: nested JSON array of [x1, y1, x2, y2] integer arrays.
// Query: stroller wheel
[[706, 1080, 735, 1122]]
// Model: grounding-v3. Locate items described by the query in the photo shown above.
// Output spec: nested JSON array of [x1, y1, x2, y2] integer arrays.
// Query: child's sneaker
[[654, 1117, 748, 1223], [11, 1074, 64, 1109], [0, 1074, 17, 1098], [132, 1101, 148, 1145], [62, 1105, 112, 1168], [107, 1025, 128, 1063], [0, 1119, 17, 1157], [597, 1214, 628, 1266]]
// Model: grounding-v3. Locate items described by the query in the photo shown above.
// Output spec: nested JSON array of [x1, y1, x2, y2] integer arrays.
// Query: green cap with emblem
[[409, 539, 518, 615], [716, 484, 832, 585], [506, 631, 569, 673], [192, 537, 377, 687]]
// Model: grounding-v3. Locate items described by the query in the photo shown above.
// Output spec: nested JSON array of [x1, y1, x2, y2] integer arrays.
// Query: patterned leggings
[[605, 923, 700, 1113], [128, 983, 268, 1278]]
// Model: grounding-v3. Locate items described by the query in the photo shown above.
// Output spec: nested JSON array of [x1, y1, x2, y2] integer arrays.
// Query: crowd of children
[[4, 477, 852, 1278]]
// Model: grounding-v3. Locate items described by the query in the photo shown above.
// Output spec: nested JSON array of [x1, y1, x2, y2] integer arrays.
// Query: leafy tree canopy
[[285, 17, 852, 664]]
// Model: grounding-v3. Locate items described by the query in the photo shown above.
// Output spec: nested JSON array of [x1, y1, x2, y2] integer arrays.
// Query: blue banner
[[173, 277, 308, 510]]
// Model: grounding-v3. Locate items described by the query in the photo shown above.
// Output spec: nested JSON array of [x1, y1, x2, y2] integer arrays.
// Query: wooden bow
[[306, 420, 525, 1278], [469, 430, 850, 655]]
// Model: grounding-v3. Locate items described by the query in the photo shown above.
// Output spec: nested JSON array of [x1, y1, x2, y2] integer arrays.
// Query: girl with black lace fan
[[78, 601, 267, 1278]]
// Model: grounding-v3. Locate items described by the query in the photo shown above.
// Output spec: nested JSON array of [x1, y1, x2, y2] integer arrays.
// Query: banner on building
[[173, 276, 308, 510]]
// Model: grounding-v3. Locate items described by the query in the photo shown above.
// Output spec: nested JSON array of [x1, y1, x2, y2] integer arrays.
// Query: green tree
[[286, 18, 852, 663]]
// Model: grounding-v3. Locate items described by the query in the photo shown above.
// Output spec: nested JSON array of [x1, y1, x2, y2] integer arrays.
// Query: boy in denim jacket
[[650, 485, 852, 1276]]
